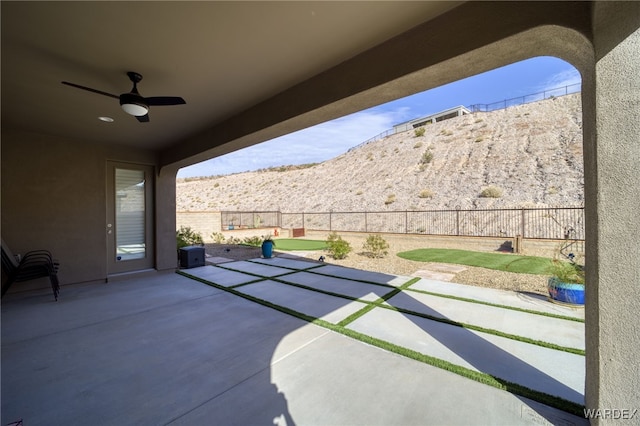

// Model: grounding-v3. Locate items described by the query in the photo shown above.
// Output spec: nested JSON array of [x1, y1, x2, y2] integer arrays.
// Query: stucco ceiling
[[1, 1, 460, 153]]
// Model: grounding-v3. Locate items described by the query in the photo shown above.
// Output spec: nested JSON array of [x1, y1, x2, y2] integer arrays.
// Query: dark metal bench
[[1, 238, 60, 301]]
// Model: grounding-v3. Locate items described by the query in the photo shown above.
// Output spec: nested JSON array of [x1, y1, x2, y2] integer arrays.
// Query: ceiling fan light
[[121, 103, 148, 116]]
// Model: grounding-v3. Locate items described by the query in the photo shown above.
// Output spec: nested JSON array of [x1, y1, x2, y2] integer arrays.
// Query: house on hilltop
[[393, 105, 471, 132]]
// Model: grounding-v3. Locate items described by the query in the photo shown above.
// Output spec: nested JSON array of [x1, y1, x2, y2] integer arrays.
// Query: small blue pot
[[261, 241, 274, 258], [548, 277, 585, 305]]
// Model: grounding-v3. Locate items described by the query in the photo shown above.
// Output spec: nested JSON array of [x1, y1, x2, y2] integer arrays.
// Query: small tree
[[325, 232, 352, 259], [362, 234, 389, 258]]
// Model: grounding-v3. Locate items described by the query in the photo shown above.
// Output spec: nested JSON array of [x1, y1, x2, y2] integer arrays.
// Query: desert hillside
[[177, 93, 583, 212]]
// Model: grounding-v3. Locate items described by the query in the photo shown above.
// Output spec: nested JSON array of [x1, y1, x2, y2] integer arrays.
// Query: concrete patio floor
[[1, 257, 587, 425]]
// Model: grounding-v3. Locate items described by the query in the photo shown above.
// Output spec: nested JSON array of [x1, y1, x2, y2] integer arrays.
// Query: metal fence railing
[[467, 83, 581, 113], [221, 207, 585, 240]]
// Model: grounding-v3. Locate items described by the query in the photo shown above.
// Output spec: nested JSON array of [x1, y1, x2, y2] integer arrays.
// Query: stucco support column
[[585, 2, 640, 421], [156, 165, 179, 271]]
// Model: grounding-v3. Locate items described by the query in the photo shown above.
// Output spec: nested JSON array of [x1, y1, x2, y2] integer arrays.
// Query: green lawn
[[397, 248, 552, 275], [274, 238, 327, 251]]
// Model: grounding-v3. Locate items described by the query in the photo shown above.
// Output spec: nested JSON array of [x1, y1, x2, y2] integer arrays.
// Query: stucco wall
[[176, 211, 222, 242], [1, 129, 157, 287], [585, 2, 640, 419]]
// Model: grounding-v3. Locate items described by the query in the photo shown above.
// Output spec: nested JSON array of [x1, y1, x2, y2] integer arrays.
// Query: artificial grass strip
[[406, 287, 584, 323], [334, 327, 585, 417], [337, 278, 419, 327], [272, 238, 328, 251], [177, 271, 584, 416], [307, 268, 416, 288], [246, 258, 325, 272], [397, 248, 553, 275], [178, 271, 320, 324], [383, 303, 584, 355]]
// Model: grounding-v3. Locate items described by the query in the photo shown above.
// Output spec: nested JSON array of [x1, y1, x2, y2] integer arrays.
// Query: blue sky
[[178, 56, 581, 178]]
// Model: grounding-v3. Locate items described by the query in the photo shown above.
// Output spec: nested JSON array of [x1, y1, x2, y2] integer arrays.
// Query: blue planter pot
[[548, 277, 585, 305], [261, 241, 274, 258]]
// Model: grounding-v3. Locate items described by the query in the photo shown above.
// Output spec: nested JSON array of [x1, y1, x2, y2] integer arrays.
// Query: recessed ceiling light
[[98, 116, 114, 122]]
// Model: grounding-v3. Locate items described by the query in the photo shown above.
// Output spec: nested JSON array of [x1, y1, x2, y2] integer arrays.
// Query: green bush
[[226, 236, 242, 245], [176, 226, 204, 249], [362, 234, 389, 258], [479, 186, 503, 198], [419, 149, 434, 171], [549, 259, 585, 284], [211, 232, 225, 244], [414, 127, 426, 137], [242, 236, 262, 247], [418, 189, 434, 199], [384, 194, 396, 205], [325, 232, 352, 259]]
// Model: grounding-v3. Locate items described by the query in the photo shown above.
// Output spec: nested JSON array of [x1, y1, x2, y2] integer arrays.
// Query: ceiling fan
[[61, 71, 186, 122]]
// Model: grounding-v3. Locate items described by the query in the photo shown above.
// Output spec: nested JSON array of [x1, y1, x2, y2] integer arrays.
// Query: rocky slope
[[177, 93, 583, 212]]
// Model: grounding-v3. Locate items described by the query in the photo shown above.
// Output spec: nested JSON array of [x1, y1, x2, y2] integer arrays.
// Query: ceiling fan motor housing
[[120, 93, 148, 116]]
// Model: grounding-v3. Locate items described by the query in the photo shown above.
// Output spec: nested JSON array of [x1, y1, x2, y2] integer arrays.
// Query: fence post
[[329, 211, 332, 231], [405, 211, 408, 234], [365, 212, 368, 232], [521, 208, 526, 238], [456, 206, 460, 236], [302, 212, 305, 229]]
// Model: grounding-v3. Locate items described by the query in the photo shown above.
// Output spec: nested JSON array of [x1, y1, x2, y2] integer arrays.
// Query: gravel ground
[[204, 233, 551, 295]]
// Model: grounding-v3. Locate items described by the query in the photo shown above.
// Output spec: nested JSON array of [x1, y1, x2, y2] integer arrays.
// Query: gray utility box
[[179, 246, 205, 268]]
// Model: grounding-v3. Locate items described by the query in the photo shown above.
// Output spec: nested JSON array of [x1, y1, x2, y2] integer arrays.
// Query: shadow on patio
[[2, 256, 587, 425]]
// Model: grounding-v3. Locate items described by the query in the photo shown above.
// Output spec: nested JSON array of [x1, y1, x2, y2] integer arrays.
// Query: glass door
[[106, 162, 155, 275]]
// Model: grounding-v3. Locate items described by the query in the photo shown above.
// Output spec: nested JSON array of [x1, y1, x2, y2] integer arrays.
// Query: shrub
[[211, 232, 225, 244], [480, 186, 503, 198], [242, 236, 262, 247], [226, 236, 242, 245], [384, 194, 396, 205], [549, 259, 585, 284], [414, 127, 426, 137], [325, 232, 352, 259], [418, 189, 434, 199], [362, 234, 389, 258], [419, 150, 434, 166], [413, 141, 423, 149], [176, 226, 203, 249]]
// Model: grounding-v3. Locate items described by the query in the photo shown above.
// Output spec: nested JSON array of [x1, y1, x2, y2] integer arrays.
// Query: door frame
[[106, 161, 155, 275]]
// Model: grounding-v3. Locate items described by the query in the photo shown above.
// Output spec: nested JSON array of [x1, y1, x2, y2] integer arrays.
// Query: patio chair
[[1, 238, 60, 301]]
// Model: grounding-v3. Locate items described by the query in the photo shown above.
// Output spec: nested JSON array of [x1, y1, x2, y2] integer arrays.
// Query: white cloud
[[178, 108, 406, 177], [537, 68, 582, 93]]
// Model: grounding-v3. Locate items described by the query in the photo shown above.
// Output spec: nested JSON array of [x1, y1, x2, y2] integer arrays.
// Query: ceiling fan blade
[[145, 96, 186, 106], [136, 114, 150, 123], [61, 81, 119, 99]]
